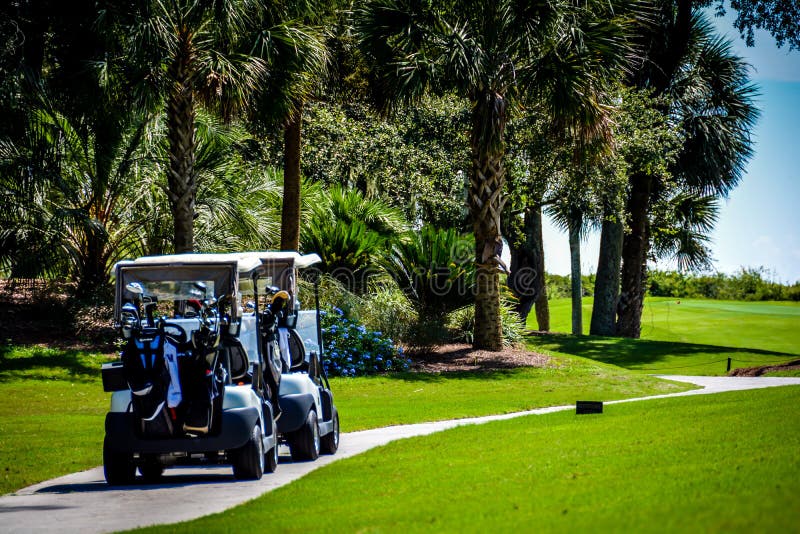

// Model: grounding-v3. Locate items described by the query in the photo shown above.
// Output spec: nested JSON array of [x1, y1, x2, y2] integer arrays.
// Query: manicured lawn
[[331, 351, 692, 431], [0, 343, 691, 495], [0, 346, 110, 494], [139, 386, 800, 533], [530, 298, 800, 375]]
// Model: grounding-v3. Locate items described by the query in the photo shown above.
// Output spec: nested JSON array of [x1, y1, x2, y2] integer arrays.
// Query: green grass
[[0, 343, 691, 495], [0, 345, 110, 494], [529, 298, 800, 375], [331, 351, 693, 431], [137, 386, 800, 533]]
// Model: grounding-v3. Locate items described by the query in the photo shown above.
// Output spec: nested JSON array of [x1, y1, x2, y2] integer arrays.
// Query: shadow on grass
[[0, 345, 102, 383], [381, 367, 529, 383], [529, 333, 796, 370]]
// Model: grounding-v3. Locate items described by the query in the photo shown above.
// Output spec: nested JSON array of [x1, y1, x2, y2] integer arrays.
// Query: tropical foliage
[[320, 308, 410, 377], [0, 0, 771, 349]]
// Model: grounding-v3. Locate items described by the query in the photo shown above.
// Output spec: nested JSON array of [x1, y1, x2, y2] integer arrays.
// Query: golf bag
[[179, 324, 222, 435], [121, 323, 222, 438], [121, 329, 174, 438]]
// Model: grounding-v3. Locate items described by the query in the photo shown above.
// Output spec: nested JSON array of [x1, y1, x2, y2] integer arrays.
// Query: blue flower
[[333, 307, 344, 316], [376, 356, 383, 362]]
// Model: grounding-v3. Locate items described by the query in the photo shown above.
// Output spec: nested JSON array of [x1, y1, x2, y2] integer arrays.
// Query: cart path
[[2, 375, 799, 533]]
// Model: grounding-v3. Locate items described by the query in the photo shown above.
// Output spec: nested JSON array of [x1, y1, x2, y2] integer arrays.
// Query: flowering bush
[[320, 307, 410, 377]]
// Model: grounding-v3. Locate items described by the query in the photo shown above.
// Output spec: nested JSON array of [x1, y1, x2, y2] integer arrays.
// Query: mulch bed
[[407, 343, 552, 373], [728, 359, 800, 377]]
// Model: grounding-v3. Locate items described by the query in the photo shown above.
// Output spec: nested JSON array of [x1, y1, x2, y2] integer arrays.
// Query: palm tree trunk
[[166, 32, 197, 254], [568, 221, 582, 335], [76, 229, 109, 299], [508, 204, 549, 331], [616, 173, 652, 338], [469, 96, 506, 351], [590, 217, 623, 336], [281, 106, 302, 251]]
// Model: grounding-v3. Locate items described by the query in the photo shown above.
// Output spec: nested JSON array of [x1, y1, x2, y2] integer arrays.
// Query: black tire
[[139, 458, 164, 483], [231, 424, 264, 480], [320, 409, 339, 455], [264, 442, 279, 474], [289, 410, 320, 461], [103, 437, 136, 485]]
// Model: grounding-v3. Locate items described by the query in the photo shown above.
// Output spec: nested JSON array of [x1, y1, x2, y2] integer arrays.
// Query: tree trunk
[[281, 106, 302, 251], [590, 217, 623, 336], [508, 204, 549, 331], [616, 173, 652, 338], [469, 94, 506, 351], [568, 220, 582, 336], [75, 229, 109, 299], [166, 32, 196, 254]]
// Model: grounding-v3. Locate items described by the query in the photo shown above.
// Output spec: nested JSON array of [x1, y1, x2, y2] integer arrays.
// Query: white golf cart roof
[[116, 251, 321, 274], [113, 252, 321, 322]]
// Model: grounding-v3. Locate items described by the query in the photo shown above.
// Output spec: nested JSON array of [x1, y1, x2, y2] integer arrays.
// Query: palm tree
[[135, 110, 284, 255], [547, 190, 590, 336], [650, 192, 720, 271], [112, 0, 270, 253], [246, 1, 331, 251], [616, 10, 758, 338], [356, 0, 631, 349], [0, 94, 151, 296], [590, 87, 679, 336]]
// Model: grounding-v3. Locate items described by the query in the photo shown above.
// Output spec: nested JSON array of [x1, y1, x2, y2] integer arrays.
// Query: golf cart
[[102, 251, 339, 484]]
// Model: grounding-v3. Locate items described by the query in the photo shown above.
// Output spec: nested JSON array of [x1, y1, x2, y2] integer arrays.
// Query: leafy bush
[[383, 225, 475, 322], [447, 300, 525, 347], [300, 275, 418, 343], [647, 268, 800, 301], [320, 308, 410, 377], [354, 284, 417, 343], [544, 273, 596, 299]]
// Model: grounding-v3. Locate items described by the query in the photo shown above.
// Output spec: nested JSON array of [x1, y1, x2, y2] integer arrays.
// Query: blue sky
[[540, 10, 800, 283]]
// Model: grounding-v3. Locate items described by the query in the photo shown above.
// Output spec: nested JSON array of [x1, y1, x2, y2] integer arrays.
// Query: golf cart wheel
[[103, 437, 136, 485], [139, 457, 165, 483], [290, 410, 320, 461], [232, 424, 264, 480], [320, 409, 339, 455], [264, 442, 279, 474]]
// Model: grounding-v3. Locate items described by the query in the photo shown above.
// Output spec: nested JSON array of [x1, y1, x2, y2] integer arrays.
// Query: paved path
[[1, 375, 799, 533]]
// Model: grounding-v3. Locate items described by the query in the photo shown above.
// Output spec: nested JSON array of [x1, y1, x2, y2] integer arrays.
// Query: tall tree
[[247, 1, 330, 252], [504, 113, 557, 331], [356, 0, 631, 349], [616, 10, 758, 337], [591, 87, 678, 335], [112, 0, 269, 253]]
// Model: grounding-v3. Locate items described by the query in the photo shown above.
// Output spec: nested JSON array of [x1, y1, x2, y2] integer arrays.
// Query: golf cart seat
[[287, 329, 307, 371], [220, 339, 250, 384]]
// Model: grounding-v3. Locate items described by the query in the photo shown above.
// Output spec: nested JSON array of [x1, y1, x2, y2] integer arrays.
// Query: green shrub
[[447, 300, 525, 347], [320, 308, 410, 377], [355, 284, 417, 343], [646, 267, 798, 301], [300, 275, 418, 344], [382, 225, 475, 324]]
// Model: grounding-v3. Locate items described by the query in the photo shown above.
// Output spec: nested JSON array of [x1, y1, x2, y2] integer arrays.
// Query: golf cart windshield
[[295, 311, 321, 354], [113, 261, 237, 323]]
